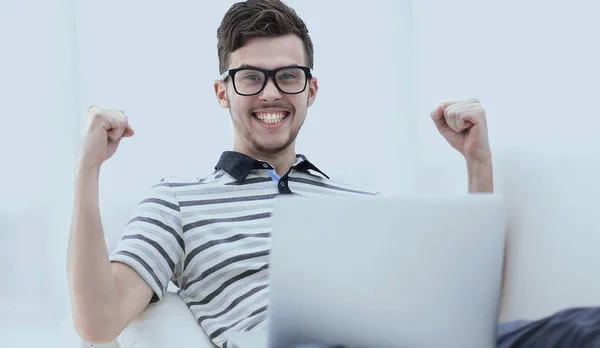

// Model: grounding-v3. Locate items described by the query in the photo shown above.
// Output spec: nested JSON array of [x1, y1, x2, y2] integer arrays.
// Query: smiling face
[[214, 34, 318, 157]]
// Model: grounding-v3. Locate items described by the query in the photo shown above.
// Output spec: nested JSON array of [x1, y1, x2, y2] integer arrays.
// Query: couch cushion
[[117, 291, 215, 348]]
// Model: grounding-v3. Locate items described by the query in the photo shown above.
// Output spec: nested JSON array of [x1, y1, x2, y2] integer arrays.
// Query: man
[[67, 1, 490, 347], [68, 1, 600, 348]]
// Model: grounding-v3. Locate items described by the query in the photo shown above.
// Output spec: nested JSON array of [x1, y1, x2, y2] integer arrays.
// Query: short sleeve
[[109, 179, 184, 304]]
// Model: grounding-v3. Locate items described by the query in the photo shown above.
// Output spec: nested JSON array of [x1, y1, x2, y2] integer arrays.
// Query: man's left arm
[[467, 159, 493, 193], [430, 98, 493, 193]]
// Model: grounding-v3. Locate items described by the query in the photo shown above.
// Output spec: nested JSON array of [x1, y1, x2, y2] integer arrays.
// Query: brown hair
[[216, 0, 314, 74]]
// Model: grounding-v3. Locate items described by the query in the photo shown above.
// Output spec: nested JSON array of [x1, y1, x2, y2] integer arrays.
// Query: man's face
[[215, 34, 318, 156]]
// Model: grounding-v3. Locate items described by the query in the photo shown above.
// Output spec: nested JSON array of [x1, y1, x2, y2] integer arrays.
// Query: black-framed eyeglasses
[[220, 65, 313, 96]]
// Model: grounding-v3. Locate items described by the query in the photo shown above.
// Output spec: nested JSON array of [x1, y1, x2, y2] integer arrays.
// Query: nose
[[259, 77, 282, 102]]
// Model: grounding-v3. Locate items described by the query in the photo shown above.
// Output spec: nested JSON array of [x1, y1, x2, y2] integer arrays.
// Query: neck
[[234, 143, 297, 177]]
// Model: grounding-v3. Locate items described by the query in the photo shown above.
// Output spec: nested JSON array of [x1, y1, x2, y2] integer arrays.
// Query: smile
[[252, 111, 290, 125]]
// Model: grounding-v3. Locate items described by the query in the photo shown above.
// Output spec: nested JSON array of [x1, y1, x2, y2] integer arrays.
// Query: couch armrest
[[117, 291, 216, 348], [496, 147, 600, 322]]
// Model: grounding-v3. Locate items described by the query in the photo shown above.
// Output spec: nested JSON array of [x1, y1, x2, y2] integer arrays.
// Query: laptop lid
[[267, 194, 506, 348]]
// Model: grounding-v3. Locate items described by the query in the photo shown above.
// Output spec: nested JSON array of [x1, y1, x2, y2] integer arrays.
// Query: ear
[[214, 80, 229, 108], [307, 76, 318, 107]]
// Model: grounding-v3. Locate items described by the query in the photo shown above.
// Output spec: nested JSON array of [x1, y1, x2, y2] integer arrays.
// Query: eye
[[277, 68, 303, 81], [244, 74, 261, 81]]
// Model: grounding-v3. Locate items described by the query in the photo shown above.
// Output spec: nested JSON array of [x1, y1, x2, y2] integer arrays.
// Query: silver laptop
[[266, 194, 506, 348]]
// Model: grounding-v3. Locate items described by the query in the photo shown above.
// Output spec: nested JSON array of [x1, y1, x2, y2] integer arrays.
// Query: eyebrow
[[234, 63, 302, 70]]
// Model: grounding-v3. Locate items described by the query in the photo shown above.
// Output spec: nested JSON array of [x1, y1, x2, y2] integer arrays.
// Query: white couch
[[495, 145, 600, 321], [65, 146, 600, 347]]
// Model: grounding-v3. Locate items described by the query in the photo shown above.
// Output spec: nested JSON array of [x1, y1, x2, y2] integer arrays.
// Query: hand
[[430, 98, 491, 164], [77, 105, 134, 170]]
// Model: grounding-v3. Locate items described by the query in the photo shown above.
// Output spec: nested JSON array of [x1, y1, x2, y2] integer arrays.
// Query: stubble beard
[[232, 110, 305, 156], [231, 95, 308, 156]]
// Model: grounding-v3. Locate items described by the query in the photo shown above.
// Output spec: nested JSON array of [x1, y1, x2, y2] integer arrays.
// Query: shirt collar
[[214, 151, 329, 181]]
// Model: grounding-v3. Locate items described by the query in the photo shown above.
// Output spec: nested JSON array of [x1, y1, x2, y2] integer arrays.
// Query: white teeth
[[254, 112, 287, 124]]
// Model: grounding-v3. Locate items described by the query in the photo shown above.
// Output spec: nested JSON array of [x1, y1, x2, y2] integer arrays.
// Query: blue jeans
[[293, 307, 600, 348], [498, 307, 600, 347]]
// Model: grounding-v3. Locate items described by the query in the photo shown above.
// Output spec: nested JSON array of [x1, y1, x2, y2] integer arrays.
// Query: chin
[[252, 139, 294, 155]]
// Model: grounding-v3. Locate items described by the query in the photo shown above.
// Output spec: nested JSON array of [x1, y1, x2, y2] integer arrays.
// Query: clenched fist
[[430, 98, 491, 164], [77, 105, 134, 170]]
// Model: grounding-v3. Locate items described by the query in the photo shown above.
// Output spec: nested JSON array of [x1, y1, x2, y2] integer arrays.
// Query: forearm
[[467, 159, 494, 193], [67, 165, 119, 338]]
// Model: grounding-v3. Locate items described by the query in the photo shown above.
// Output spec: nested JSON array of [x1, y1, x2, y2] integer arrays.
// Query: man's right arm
[[67, 165, 154, 344], [67, 106, 152, 344]]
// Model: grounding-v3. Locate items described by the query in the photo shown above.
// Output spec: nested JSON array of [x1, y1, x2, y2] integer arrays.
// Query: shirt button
[[263, 163, 269, 168], [280, 181, 286, 186]]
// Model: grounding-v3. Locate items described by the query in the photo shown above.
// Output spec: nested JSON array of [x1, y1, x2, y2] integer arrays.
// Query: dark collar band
[[214, 151, 329, 181]]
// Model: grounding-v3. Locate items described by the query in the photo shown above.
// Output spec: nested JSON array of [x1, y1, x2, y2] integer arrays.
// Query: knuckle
[[88, 106, 104, 119], [118, 115, 128, 126], [87, 104, 99, 113]]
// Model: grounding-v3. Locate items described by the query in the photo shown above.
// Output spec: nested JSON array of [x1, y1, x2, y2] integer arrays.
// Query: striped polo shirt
[[109, 151, 379, 348]]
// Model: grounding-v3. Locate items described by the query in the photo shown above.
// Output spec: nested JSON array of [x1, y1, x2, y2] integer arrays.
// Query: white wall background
[[413, 0, 600, 193], [2, 0, 600, 346], [1, 0, 79, 345]]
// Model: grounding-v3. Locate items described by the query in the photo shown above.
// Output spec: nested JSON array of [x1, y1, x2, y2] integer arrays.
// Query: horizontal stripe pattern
[[109, 158, 379, 348], [110, 182, 184, 303], [183, 212, 271, 233]]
